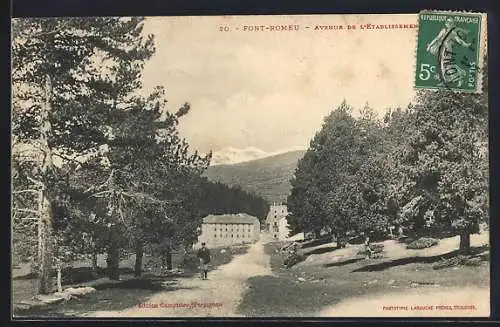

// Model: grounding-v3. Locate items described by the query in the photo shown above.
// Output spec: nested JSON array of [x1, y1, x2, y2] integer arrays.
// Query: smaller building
[[265, 203, 290, 241], [277, 216, 291, 241], [195, 213, 261, 248]]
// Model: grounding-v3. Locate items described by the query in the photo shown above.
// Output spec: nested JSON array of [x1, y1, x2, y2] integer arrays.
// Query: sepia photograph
[[11, 12, 489, 318]]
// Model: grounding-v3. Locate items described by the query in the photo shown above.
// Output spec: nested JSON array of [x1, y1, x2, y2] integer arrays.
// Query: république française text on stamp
[[415, 11, 486, 93]]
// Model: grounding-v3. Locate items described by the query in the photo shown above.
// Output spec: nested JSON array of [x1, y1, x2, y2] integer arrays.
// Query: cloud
[[141, 14, 419, 154]]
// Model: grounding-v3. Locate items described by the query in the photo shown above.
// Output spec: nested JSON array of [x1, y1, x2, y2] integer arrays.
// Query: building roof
[[203, 213, 260, 225]]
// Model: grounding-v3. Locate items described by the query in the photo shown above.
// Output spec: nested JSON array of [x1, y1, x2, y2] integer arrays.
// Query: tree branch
[[84, 169, 115, 194], [121, 191, 164, 204], [14, 208, 40, 214], [118, 194, 128, 227], [89, 190, 113, 198], [52, 152, 84, 167], [26, 175, 42, 186], [12, 189, 40, 194], [15, 23, 70, 43]]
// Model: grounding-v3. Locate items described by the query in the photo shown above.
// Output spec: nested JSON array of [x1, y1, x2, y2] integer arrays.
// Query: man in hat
[[197, 242, 211, 280]]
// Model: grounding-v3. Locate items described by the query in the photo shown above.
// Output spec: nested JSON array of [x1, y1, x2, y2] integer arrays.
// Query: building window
[[231, 234, 233, 238], [214, 228, 217, 231], [225, 228, 228, 231], [214, 234, 217, 238], [237, 234, 239, 238]]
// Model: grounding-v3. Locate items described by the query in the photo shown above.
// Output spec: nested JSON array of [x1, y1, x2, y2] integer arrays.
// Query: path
[[84, 235, 272, 318]]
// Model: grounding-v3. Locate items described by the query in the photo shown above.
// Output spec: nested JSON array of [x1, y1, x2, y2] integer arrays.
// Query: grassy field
[[237, 240, 490, 317], [13, 244, 249, 317]]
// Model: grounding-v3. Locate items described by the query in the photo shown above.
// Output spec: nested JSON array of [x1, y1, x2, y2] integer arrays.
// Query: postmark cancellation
[[415, 11, 487, 93]]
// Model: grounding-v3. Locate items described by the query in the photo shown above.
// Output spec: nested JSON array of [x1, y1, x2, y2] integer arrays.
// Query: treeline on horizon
[[287, 66, 488, 252], [198, 180, 269, 221]]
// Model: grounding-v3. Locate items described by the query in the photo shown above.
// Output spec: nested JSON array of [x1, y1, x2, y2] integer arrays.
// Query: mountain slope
[[203, 150, 306, 204]]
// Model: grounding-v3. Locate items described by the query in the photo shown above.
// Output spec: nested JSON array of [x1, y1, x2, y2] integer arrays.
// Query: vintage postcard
[[11, 13, 489, 319]]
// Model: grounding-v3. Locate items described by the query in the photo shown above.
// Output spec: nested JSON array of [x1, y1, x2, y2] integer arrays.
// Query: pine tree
[[393, 88, 488, 252], [12, 17, 156, 292]]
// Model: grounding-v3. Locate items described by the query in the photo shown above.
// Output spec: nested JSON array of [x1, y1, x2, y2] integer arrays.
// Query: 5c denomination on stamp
[[415, 11, 486, 93]]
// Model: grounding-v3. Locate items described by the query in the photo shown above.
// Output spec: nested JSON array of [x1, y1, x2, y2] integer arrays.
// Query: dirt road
[[81, 233, 489, 318], [84, 235, 272, 318]]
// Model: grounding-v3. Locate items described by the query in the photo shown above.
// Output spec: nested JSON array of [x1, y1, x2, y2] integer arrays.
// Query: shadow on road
[[301, 237, 333, 249], [323, 258, 364, 268], [304, 246, 339, 256]]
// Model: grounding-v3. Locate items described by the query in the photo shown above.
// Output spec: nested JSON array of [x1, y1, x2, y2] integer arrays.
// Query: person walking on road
[[197, 242, 211, 280]]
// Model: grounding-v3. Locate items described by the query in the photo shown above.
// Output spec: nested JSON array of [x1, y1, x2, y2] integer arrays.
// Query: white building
[[195, 213, 260, 248], [277, 216, 291, 241], [265, 203, 290, 241]]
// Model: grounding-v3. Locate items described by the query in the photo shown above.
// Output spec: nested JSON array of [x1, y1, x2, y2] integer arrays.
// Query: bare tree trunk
[[134, 240, 143, 277], [166, 248, 172, 271], [91, 251, 98, 272], [314, 229, 321, 239], [459, 231, 471, 253], [166, 238, 173, 271], [37, 75, 54, 294], [38, 184, 54, 294], [90, 235, 98, 273], [106, 226, 120, 280], [106, 245, 120, 280], [56, 261, 62, 293]]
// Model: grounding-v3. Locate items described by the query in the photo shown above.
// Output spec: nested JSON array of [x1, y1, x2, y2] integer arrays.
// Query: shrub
[[283, 251, 305, 268], [61, 267, 99, 284], [433, 255, 484, 270], [178, 252, 199, 271], [357, 244, 384, 257], [406, 237, 439, 249], [282, 244, 305, 268]]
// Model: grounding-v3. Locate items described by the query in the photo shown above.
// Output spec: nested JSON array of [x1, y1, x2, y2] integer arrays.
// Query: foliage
[[198, 179, 269, 223], [406, 237, 439, 250], [356, 244, 384, 256], [178, 252, 200, 271], [288, 102, 395, 239], [12, 17, 270, 286], [287, 75, 488, 253], [433, 255, 484, 270], [283, 250, 306, 268], [390, 89, 488, 249], [12, 17, 262, 285]]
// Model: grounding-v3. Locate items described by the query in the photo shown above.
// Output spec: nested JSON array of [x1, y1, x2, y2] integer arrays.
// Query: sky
[[140, 14, 420, 164]]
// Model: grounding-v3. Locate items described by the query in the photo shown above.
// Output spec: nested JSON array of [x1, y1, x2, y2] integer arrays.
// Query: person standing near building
[[197, 242, 211, 280]]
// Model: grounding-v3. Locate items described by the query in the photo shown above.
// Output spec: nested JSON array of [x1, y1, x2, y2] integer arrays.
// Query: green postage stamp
[[415, 11, 487, 93]]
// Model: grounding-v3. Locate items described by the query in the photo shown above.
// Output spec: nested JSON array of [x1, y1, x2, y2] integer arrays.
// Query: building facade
[[195, 213, 261, 248], [265, 204, 290, 240]]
